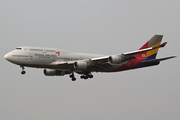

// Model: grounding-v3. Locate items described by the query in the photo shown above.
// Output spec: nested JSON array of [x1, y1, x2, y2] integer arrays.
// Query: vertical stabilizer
[[139, 35, 163, 59]]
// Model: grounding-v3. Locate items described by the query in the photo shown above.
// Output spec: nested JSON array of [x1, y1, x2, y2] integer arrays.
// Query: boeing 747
[[4, 35, 176, 81]]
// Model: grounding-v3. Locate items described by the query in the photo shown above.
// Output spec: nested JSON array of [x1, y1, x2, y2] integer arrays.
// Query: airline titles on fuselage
[[34, 53, 57, 57]]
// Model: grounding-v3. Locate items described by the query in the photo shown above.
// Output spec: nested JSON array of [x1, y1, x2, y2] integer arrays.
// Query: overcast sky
[[0, 0, 179, 120]]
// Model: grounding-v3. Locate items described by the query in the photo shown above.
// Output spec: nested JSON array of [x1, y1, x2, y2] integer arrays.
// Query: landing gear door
[[29, 53, 33, 60]]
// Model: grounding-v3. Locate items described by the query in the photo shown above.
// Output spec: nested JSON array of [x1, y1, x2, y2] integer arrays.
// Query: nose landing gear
[[20, 66, 26, 75]]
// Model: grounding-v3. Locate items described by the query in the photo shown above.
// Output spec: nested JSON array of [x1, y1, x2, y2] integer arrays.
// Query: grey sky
[[1, 0, 179, 120]]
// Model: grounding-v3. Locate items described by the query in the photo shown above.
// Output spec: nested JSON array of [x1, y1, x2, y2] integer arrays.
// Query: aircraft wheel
[[80, 75, 84, 79], [88, 75, 93, 78], [72, 78, 76, 81], [84, 76, 88, 79], [21, 71, 26, 75], [70, 73, 75, 78]]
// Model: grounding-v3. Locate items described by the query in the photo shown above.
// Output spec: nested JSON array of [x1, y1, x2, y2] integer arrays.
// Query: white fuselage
[[4, 46, 107, 71]]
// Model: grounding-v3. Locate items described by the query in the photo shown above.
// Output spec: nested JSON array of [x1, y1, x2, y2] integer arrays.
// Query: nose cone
[[4, 51, 19, 64], [4, 52, 13, 63], [4, 53, 10, 60]]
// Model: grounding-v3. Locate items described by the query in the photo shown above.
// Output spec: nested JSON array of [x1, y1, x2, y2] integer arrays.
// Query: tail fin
[[139, 35, 163, 59]]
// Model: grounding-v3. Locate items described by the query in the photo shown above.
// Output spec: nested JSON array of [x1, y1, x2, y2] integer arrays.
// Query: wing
[[89, 42, 167, 65], [51, 42, 167, 72], [141, 56, 176, 63]]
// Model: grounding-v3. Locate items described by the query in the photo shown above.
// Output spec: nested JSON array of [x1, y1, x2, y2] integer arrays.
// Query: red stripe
[[112, 41, 149, 72], [139, 41, 149, 50], [113, 59, 137, 72], [113, 57, 145, 72]]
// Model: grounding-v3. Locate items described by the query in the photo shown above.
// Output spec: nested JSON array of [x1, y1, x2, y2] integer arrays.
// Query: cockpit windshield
[[16, 48, 22, 50]]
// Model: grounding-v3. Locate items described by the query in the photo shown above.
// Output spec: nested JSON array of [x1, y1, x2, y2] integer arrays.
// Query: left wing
[[141, 56, 176, 63]]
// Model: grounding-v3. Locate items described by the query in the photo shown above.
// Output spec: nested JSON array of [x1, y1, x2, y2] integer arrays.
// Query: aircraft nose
[[4, 53, 10, 60], [4, 51, 19, 64], [4, 53, 8, 60]]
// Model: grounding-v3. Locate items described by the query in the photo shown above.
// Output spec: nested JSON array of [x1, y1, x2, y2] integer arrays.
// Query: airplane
[[4, 35, 176, 81]]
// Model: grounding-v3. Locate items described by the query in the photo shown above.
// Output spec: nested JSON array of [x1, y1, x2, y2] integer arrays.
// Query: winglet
[[159, 42, 167, 47]]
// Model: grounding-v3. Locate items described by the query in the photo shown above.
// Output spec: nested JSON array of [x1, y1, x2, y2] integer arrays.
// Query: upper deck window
[[46, 50, 55, 52], [30, 49, 42, 51], [16, 48, 22, 50]]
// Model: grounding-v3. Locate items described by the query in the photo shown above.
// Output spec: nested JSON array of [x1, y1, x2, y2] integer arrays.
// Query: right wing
[[51, 42, 167, 71], [90, 42, 167, 63]]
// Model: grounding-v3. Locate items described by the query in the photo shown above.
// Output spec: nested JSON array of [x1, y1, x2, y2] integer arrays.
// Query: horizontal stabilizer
[[159, 42, 167, 47], [141, 56, 176, 63]]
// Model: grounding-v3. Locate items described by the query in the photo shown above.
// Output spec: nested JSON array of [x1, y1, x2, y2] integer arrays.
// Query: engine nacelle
[[109, 55, 123, 64], [74, 61, 87, 69], [44, 69, 65, 76]]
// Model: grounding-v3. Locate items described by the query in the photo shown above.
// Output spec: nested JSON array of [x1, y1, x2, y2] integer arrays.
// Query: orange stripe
[[146, 42, 161, 58]]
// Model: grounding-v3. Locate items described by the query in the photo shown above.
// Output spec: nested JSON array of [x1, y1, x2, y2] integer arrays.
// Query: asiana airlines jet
[[4, 35, 176, 81]]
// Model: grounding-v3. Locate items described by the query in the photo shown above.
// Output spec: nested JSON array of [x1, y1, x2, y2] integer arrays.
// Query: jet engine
[[43, 69, 67, 76], [109, 55, 123, 64], [74, 61, 87, 69]]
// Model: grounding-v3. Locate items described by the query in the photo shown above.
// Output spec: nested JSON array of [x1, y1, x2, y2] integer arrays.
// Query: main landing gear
[[80, 72, 93, 80], [69, 72, 94, 81], [69, 72, 76, 81], [21, 66, 26, 75]]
